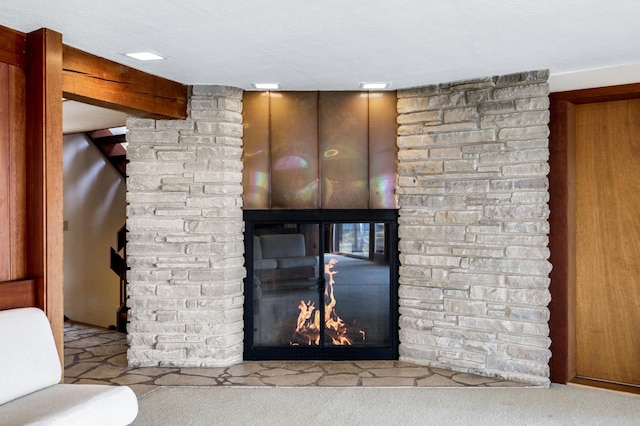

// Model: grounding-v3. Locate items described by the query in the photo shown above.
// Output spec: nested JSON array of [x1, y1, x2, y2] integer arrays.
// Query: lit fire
[[293, 258, 365, 345]]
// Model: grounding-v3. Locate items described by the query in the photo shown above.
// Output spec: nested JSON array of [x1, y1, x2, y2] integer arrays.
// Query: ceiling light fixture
[[252, 82, 280, 90], [125, 52, 166, 61], [359, 82, 391, 90]]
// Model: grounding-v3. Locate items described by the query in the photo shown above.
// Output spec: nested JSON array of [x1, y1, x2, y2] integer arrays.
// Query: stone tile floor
[[64, 321, 531, 398]]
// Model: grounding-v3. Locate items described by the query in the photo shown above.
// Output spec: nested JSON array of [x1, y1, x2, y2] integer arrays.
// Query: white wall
[[549, 61, 640, 92], [63, 133, 126, 328]]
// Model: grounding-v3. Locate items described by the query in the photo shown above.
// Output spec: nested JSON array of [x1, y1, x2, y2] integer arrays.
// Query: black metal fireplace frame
[[243, 209, 399, 361]]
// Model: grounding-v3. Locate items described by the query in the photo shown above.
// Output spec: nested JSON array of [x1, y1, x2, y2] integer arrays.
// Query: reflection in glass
[[374, 223, 386, 255], [334, 223, 370, 256], [250, 222, 391, 348]]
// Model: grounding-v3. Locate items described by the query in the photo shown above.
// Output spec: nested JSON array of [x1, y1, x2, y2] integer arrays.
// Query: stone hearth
[[64, 322, 531, 398]]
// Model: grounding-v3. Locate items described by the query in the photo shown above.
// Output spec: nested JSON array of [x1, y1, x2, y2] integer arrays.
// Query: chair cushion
[[253, 236, 263, 260], [0, 308, 62, 405], [0, 384, 138, 426], [260, 234, 307, 259], [276, 256, 318, 269]]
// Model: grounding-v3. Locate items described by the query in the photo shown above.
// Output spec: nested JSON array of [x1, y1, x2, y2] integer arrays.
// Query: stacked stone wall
[[396, 71, 552, 385], [124, 74, 553, 384], [126, 86, 244, 367]]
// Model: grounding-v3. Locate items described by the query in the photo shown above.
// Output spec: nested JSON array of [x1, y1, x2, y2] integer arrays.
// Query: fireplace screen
[[244, 210, 398, 360]]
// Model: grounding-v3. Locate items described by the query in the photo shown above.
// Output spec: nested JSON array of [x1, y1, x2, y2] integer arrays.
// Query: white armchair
[[0, 307, 138, 425]]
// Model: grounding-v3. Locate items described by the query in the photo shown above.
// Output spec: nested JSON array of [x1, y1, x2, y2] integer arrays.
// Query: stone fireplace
[[126, 70, 551, 386]]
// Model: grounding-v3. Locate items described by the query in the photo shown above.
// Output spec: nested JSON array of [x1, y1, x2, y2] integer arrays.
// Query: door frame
[[548, 82, 640, 383]]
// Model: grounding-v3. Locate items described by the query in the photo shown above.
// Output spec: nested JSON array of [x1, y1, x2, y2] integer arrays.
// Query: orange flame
[[293, 258, 364, 345], [295, 300, 320, 345]]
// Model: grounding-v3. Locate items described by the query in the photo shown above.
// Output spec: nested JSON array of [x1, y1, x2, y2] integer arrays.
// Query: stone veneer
[[396, 71, 552, 386], [126, 86, 245, 367], [126, 71, 551, 385]]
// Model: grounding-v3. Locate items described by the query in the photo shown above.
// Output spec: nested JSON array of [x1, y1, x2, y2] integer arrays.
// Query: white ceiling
[[4, 0, 640, 132], [62, 100, 127, 134]]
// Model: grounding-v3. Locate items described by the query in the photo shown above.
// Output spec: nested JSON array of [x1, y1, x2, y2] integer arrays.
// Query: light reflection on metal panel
[[270, 92, 319, 209], [319, 92, 369, 209], [242, 91, 398, 210], [242, 92, 271, 209], [368, 92, 398, 209]]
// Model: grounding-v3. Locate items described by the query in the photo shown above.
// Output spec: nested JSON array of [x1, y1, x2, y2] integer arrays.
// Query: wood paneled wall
[[0, 55, 27, 284], [0, 25, 31, 306]]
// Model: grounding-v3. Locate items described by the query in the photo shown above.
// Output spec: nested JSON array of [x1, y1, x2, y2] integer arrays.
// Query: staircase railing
[[110, 225, 128, 332]]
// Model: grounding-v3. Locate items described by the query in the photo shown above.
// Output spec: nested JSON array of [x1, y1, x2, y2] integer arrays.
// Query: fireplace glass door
[[244, 210, 398, 360]]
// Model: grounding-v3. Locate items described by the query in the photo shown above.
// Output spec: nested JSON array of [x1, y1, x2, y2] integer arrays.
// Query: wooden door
[[575, 98, 640, 386]]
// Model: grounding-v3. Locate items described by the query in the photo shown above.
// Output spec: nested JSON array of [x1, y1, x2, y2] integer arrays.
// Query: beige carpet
[[132, 384, 640, 425]]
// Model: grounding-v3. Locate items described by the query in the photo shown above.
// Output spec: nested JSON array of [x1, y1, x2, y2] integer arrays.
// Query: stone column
[[396, 71, 552, 386], [126, 86, 245, 367]]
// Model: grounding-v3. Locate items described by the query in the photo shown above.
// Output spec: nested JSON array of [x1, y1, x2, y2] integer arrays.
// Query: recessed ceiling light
[[125, 52, 166, 61], [359, 82, 391, 90], [252, 82, 280, 90]]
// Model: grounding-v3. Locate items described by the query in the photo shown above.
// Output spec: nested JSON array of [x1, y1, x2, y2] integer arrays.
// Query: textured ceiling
[[3, 1, 640, 132], [3, 0, 640, 91]]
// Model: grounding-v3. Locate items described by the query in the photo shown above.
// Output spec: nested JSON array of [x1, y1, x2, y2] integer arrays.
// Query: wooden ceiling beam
[[101, 145, 127, 157], [92, 134, 127, 146], [3, 24, 188, 119], [62, 45, 187, 120]]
